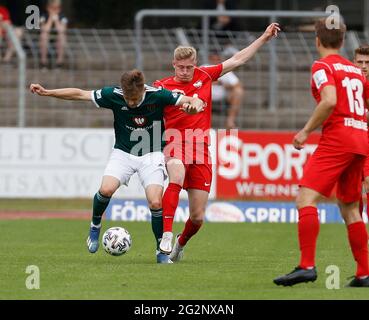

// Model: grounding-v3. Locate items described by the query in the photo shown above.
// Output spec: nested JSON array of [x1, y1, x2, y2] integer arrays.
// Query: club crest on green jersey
[[133, 116, 148, 127]]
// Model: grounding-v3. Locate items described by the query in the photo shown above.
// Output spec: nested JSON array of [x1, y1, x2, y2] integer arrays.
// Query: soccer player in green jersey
[[30, 69, 204, 263]]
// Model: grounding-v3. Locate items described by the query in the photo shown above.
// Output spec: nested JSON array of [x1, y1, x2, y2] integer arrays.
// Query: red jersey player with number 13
[[274, 19, 369, 287], [154, 23, 281, 261]]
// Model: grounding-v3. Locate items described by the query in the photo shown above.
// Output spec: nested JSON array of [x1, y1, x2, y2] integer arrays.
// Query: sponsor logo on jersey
[[344, 118, 368, 131], [121, 106, 129, 111], [333, 63, 362, 75], [313, 69, 328, 89], [96, 90, 102, 99], [193, 81, 203, 88], [133, 116, 148, 127], [113, 88, 124, 96]]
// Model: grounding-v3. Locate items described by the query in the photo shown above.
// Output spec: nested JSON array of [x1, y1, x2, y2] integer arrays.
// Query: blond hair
[[174, 46, 197, 61]]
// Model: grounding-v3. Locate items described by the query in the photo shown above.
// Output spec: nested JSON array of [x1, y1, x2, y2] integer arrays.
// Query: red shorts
[[300, 146, 366, 203], [163, 142, 213, 192]]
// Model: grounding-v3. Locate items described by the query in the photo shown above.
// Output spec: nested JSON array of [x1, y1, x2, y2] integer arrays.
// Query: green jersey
[[92, 85, 182, 156]]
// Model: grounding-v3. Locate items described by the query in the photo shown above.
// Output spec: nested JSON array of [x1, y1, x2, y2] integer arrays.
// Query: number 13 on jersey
[[342, 77, 365, 116]]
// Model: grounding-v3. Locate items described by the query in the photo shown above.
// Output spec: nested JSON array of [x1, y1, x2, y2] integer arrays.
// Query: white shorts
[[104, 149, 167, 189]]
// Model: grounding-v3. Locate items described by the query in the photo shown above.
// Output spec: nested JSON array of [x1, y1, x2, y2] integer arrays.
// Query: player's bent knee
[[169, 176, 184, 186], [148, 199, 162, 210], [190, 210, 205, 225], [98, 187, 116, 198], [296, 188, 319, 209], [167, 161, 185, 185], [337, 200, 361, 224], [295, 194, 307, 210], [168, 171, 185, 185]]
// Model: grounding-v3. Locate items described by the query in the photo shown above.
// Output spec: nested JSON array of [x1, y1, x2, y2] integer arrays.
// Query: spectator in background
[[296, 7, 323, 32], [204, 0, 240, 32], [209, 51, 244, 129], [0, 3, 11, 41], [40, 0, 68, 69], [203, 0, 241, 64], [0, 2, 22, 63], [1, 0, 25, 63]]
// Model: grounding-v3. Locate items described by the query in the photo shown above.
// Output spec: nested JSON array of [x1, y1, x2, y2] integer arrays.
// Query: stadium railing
[[2, 24, 26, 128], [0, 27, 368, 130]]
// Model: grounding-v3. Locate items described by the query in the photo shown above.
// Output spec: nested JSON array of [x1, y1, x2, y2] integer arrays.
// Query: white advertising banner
[[0, 128, 217, 199]]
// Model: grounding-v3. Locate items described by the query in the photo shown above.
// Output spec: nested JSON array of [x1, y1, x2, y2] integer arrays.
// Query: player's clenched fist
[[30, 84, 49, 96], [293, 129, 309, 150]]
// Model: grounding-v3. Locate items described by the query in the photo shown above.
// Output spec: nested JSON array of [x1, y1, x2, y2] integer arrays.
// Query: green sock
[[151, 208, 163, 250], [92, 191, 111, 226]]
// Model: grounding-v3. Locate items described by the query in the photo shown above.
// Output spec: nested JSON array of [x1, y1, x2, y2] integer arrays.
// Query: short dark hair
[[355, 45, 369, 58], [120, 69, 145, 96], [315, 18, 346, 49]]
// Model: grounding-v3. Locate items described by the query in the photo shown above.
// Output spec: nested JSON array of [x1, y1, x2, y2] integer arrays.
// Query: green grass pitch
[[1, 219, 369, 300]]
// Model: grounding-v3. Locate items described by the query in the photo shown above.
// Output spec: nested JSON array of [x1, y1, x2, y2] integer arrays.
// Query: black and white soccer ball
[[102, 227, 132, 256]]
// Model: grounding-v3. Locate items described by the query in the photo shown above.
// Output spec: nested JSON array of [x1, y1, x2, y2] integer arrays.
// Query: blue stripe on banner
[[105, 200, 369, 224]]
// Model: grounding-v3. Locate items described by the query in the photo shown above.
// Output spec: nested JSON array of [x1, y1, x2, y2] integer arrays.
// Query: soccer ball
[[102, 227, 132, 256]]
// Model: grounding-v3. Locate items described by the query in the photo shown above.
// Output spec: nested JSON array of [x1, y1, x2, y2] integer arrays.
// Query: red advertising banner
[[216, 131, 321, 200]]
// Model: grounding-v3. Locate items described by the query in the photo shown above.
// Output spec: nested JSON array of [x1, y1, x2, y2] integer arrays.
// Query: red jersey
[[311, 54, 369, 155], [154, 64, 223, 145], [0, 6, 10, 22], [0, 6, 11, 37]]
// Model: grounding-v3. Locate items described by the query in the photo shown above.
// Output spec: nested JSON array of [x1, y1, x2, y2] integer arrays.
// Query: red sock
[[359, 197, 364, 219], [178, 219, 203, 246], [298, 206, 320, 269], [162, 183, 182, 233], [347, 221, 369, 277]]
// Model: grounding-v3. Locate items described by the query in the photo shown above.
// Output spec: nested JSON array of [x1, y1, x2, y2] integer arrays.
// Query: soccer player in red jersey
[[154, 23, 281, 261], [354, 45, 369, 218], [274, 19, 369, 287]]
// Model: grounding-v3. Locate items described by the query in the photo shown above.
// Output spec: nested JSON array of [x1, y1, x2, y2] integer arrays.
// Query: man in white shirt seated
[[209, 51, 245, 129]]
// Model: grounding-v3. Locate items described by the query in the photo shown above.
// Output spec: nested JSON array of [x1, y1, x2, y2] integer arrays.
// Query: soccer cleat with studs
[[156, 251, 173, 264], [87, 225, 101, 253], [273, 266, 317, 286], [159, 231, 173, 254], [346, 276, 369, 287], [169, 234, 184, 262]]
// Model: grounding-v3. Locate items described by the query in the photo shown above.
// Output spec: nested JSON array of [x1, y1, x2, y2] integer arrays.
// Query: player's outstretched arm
[[178, 96, 205, 114], [30, 84, 92, 101], [221, 23, 280, 76], [293, 85, 337, 150]]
